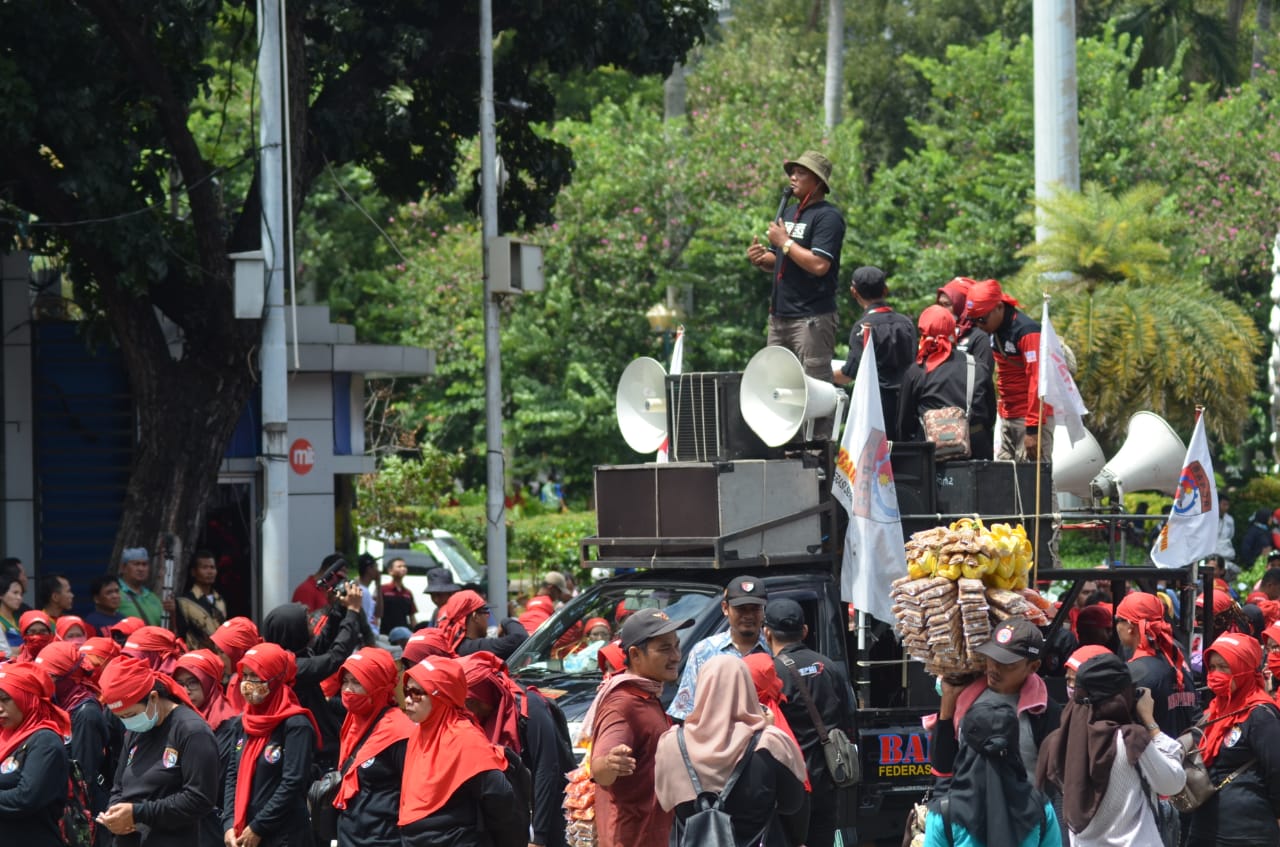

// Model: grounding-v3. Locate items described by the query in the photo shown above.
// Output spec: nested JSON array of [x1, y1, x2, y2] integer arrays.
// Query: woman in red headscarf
[[98, 654, 220, 846], [109, 616, 146, 646], [937, 276, 994, 371], [438, 589, 529, 659], [398, 657, 526, 847], [123, 625, 185, 674], [55, 614, 90, 646], [0, 664, 71, 847], [1115, 592, 1200, 736], [895, 304, 995, 459], [34, 641, 112, 820], [210, 616, 263, 710], [1186, 633, 1280, 847], [398, 628, 456, 669], [174, 649, 241, 847], [223, 643, 318, 847], [12, 609, 56, 663], [77, 637, 120, 685], [1263, 620, 1280, 701], [333, 648, 415, 847], [460, 651, 572, 847]]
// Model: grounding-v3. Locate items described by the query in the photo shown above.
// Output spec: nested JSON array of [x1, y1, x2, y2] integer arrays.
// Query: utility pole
[[480, 0, 508, 616], [823, 0, 844, 131], [257, 0, 290, 615], [1033, 0, 1080, 243]]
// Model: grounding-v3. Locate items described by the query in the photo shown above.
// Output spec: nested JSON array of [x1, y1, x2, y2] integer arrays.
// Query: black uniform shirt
[[773, 642, 857, 791], [336, 735, 406, 847], [0, 727, 68, 847], [109, 704, 218, 847], [222, 714, 315, 847]]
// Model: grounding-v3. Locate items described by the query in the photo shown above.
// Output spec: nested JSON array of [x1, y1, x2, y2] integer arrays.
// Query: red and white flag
[[655, 326, 685, 463], [1038, 299, 1089, 444], [1151, 412, 1218, 567], [831, 328, 906, 622]]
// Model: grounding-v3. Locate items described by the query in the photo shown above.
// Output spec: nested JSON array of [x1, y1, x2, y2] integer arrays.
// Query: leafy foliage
[[353, 451, 463, 542]]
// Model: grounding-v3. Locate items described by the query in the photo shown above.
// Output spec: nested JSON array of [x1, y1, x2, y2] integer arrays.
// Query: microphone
[[774, 186, 794, 221]]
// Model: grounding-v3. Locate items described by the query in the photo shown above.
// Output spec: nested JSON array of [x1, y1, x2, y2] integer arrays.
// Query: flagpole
[[1032, 293, 1051, 585]]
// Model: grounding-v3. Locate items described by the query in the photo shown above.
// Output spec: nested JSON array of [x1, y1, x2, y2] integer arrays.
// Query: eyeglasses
[[179, 678, 204, 693], [403, 685, 430, 701]]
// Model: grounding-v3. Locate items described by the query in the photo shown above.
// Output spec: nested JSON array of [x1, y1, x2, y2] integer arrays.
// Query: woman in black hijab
[[1037, 651, 1185, 847], [924, 699, 1061, 847]]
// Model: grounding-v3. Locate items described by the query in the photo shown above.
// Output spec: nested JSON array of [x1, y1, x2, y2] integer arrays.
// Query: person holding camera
[[1037, 651, 1185, 846]]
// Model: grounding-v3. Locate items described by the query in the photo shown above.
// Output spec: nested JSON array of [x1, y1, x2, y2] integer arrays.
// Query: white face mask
[[121, 697, 158, 733]]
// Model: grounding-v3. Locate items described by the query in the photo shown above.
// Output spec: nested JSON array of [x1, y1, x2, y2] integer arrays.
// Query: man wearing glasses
[[963, 279, 1053, 461]]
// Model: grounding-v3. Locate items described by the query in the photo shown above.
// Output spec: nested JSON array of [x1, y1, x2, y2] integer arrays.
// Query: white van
[[360, 530, 486, 622]]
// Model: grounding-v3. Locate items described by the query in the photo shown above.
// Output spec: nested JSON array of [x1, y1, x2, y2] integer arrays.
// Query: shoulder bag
[[778, 654, 860, 787], [307, 706, 389, 842], [921, 353, 975, 461], [1168, 721, 1257, 813]]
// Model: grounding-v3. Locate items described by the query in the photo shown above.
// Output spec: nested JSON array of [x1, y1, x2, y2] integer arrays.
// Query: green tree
[[1013, 182, 1262, 447], [0, 0, 712, 562]]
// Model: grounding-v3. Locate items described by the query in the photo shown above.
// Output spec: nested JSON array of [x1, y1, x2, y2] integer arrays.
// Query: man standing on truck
[[591, 609, 693, 847], [764, 598, 857, 847], [668, 575, 770, 721]]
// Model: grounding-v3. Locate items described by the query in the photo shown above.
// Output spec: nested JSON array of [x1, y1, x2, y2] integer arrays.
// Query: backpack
[[674, 728, 763, 847], [499, 745, 534, 836], [517, 688, 577, 775], [15, 740, 95, 847]]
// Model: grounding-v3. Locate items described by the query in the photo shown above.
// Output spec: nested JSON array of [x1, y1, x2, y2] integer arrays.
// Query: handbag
[[921, 353, 975, 461], [1168, 722, 1256, 813], [900, 788, 932, 847], [779, 654, 860, 787], [307, 706, 389, 842]]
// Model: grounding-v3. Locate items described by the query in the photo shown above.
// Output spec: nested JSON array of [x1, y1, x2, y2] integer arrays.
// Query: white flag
[[830, 328, 906, 622], [655, 327, 685, 463], [1151, 413, 1218, 567], [1038, 300, 1089, 444]]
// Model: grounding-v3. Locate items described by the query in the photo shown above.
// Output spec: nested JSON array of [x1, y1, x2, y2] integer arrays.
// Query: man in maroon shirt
[[590, 609, 692, 847]]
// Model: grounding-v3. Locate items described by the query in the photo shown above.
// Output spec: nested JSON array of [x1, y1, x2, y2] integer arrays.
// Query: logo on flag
[[1172, 462, 1213, 516], [1152, 412, 1217, 567]]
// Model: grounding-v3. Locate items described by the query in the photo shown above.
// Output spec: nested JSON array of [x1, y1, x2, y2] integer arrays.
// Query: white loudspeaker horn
[[740, 346, 843, 446], [1090, 411, 1186, 500], [1051, 423, 1107, 499], [615, 357, 668, 454]]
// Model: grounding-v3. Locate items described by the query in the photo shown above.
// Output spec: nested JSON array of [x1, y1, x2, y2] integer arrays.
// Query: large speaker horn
[[1090, 412, 1186, 500], [1051, 423, 1107, 499], [616, 357, 668, 454], [740, 347, 841, 446]]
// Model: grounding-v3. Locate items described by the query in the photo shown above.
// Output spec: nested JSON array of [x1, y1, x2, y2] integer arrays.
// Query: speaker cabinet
[[665, 372, 776, 463], [933, 460, 1058, 567], [593, 460, 821, 561], [889, 441, 937, 516]]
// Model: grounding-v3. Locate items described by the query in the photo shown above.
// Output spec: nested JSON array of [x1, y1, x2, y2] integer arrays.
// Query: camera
[[314, 554, 350, 594]]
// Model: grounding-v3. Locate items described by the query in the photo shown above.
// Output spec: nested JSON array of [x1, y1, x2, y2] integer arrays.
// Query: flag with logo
[[1038, 299, 1089, 444], [831, 328, 906, 622], [656, 326, 685, 463], [1151, 412, 1218, 567]]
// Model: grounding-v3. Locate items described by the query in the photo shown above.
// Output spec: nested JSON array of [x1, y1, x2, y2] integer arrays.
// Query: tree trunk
[[1227, 0, 1246, 48], [824, 0, 844, 131], [1256, 0, 1274, 77]]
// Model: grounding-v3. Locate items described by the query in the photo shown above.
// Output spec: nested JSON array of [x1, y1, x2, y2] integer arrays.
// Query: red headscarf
[[34, 640, 100, 712], [99, 654, 197, 713], [0, 664, 71, 761], [176, 649, 240, 729], [1075, 604, 1113, 631], [916, 305, 956, 373], [438, 590, 487, 650], [398, 657, 508, 825], [743, 653, 809, 790], [1064, 644, 1113, 672], [597, 642, 626, 674], [963, 278, 1017, 320], [55, 615, 90, 645], [938, 278, 972, 321], [459, 651, 526, 752], [13, 610, 56, 663], [1196, 591, 1236, 616], [584, 618, 612, 639], [334, 648, 414, 809], [110, 617, 145, 641], [1116, 592, 1189, 689], [211, 616, 262, 710], [401, 629, 456, 664], [233, 644, 320, 835], [78, 637, 120, 685], [123, 626, 185, 674], [1200, 634, 1275, 765]]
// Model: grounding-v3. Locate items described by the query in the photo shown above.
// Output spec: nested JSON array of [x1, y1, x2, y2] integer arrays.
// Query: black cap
[[851, 265, 888, 298], [425, 568, 462, 594], [724, 575, 768, 607], [975, 617, 1044, 664], [619, 608, 693, 651], [764, 598, 805, 634]]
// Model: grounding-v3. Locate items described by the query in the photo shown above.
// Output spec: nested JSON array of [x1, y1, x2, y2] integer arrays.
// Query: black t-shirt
[[520, 691, 569, 846], [399, 769, 526, 847], [69, 699, 111, 815], [1128, 655, 1200, 737], [379, 583, 417, 634], [222, 714, 316, 846], [110, 704, 219, 847], [773, 643, 857, 791], [0, 727, 68, 847], [337, 736, 406, 847], [1187, 703, 1280, 847], [770, 200, 845, 318]]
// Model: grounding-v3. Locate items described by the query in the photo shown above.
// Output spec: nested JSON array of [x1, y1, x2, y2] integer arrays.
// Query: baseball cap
[[764, 598, 805, 634], [975, 617, 1044, 664], [618, 608, 693, 651], [543, 571, 568, 591], [725, 575, 768, 607]]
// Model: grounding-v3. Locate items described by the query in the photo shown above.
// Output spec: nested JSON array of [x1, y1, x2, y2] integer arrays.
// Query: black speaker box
[[889, 441, 937, 516], [665, 372, 776, 463]]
